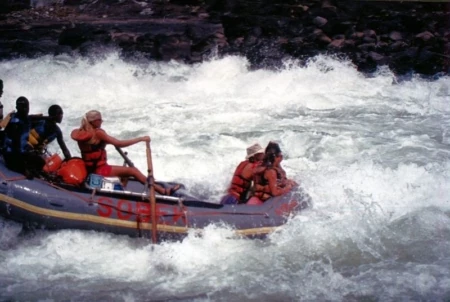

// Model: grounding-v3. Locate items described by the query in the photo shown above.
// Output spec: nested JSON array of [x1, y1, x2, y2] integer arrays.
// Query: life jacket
[[71, 128, 107, 171], [43, 153, 63, 173], [253, 167, 282, 201], [228, 160, 256, 203], [28, 120, 59, 152], [57, 158, 88, 186], [3, 112, 31, 154]]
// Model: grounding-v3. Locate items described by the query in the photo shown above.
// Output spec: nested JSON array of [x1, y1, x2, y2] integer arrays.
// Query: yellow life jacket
[[28, 128, 48, 152]]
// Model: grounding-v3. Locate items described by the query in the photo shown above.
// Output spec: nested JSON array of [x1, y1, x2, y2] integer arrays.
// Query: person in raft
[[28, 105, 72, 160], [264, 141, 297, 188], [2, 97, 47, 178], [220, 143, 265, 205], [71, 110, 180, 195], [248, 142, 294, 205]]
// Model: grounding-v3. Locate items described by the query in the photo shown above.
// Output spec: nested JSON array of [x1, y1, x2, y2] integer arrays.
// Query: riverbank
[[0, 0, 449, 76]]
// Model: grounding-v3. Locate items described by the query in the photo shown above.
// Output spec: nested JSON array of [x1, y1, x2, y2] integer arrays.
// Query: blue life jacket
[[3, 112, 31, 154]]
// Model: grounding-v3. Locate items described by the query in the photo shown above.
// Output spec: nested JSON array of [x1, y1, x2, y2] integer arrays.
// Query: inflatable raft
[[0, 157, 310, 242]]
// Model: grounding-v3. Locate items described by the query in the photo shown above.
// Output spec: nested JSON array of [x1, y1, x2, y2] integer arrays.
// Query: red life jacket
[[228, 160, 254, 202], [71, 128, 107, 171]]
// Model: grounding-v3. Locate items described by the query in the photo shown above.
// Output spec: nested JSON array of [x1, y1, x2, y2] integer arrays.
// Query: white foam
[[1, 53, 449, 297]]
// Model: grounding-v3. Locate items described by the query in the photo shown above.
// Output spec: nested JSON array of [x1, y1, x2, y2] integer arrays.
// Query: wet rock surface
[[0, 0, 449, 76]]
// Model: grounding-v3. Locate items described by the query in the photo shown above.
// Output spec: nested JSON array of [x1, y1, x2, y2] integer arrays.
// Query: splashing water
[[0, 53, 449, 301]]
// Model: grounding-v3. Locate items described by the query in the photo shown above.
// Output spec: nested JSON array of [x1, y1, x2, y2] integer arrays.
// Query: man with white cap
[[220, 143, 265, 205]]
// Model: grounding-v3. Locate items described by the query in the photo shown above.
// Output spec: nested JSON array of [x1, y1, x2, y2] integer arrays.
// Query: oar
[[146, 141, 158, 243], [115, 146, 135, 167]]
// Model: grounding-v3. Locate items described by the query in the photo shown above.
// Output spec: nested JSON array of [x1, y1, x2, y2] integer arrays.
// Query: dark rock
[[368, 51, 387, 65], [362, 36, 377, 44], [59, 25, 95, 49], [155, 35, 192, 62], [322, 20, 353, 37], [0, 0, 448, 76], [390, 41, 408, 51], [0, 0, 29, 14], [244, 35, 258, 47], [313, 16, 327, 27], [415, 31, 435, 43], [314, 32, 331, 46], [283, 37, 304, 56], [351, 32, 364, 40], [358, 43, 376, 52], [344, 39, 355, 48], [389, 47, 418, 74], [328, 38, 345, 50], [389, 31, 402, 41]]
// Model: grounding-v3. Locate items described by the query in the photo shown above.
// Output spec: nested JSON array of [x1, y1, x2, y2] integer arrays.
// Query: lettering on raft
[[96, 197, 186, 224]]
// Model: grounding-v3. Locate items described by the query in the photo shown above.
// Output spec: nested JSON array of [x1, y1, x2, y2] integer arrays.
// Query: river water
[[0, 53, 449, 301]]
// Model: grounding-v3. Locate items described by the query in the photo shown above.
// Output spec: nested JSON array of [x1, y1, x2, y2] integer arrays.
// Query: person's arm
[[265, 169, 292, 197], [95, 129, 150, 148], [56, 128, 71, 159], [276, 165, 298, 187], [0, 111, 13, 129]]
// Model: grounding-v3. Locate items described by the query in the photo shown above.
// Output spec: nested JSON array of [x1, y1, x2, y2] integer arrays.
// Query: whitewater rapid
[[0, 53, 449, 301]]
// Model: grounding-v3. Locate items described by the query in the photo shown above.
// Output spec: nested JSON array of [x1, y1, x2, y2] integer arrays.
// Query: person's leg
[[109, 165, 146, 183], [109, 166, 178, 195], [22, 152, 46, 179], [26, 153, 45, 171]]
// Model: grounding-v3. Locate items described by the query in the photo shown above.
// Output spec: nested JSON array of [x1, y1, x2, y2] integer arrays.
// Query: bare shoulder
[[94, 128, 107, 136], [265, 168, 277, 178]]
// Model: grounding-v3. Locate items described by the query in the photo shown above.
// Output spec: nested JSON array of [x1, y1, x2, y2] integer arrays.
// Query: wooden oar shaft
[[115, 146, 135, 167], [146, 141, 158, 243]]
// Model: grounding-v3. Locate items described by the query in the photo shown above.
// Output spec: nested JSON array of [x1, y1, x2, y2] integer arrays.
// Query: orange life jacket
[[228, 160, 254, 202], [253, 167, 281, 201], [71, 128, 107, 171], [43, 153, 63, 173], [57, 158, 88, 186]]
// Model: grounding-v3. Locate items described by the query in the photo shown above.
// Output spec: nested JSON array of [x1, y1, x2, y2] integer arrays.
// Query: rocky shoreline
[[0, 0, 449, 76]]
